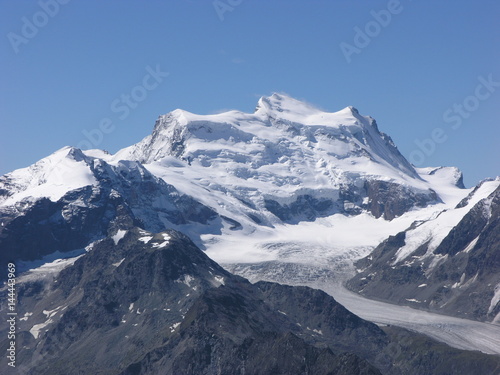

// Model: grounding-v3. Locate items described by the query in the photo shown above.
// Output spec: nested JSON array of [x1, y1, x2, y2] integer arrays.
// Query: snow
[[151, 240, 169, 248], [17, 250, 85, 283], [416, 166, 465, 206], [30, 319, 53, 339], [20, 312, 33, 321], [176, 274, 194, 287], [112, 258, 125, 267], [1, 147, 98, 206], [393, 179, 499, 264], [462, 236, 480, 253], [30, 306, 67, 338], [108, 94, 442, 240], [214, 276, 225, 286], [169, 322, 181, 333], [205, 206, 456, 268], [112, 230, 127, 245], [3, 93, 497, 356], [488, 283, 500, 315], [138, 236, 153, 243], [43, 306, 63, 319]]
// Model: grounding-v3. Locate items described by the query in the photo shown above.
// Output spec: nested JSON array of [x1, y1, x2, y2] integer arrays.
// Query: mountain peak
[[255, 93, 320, 116], [255, 94, 371, 132]]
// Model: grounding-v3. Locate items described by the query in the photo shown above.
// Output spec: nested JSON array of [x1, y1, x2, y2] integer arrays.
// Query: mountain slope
[[3, 227, 499, 375], [112, 93, 439, 225], [1, 94, 453, 282], [0, 147, 219, 279], [347, 178, 500, 322]]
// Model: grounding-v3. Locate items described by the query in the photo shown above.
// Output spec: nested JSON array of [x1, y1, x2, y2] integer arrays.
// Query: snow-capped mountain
[[0, 147, 218, 278], [1, 94, 447, 273], [1, 93, 497, 329], [112, 93, 439, 225], [347, 178, 500, 322]]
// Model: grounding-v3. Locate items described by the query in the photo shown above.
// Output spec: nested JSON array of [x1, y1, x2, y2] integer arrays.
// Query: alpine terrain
[[1, 94, 499, 374]]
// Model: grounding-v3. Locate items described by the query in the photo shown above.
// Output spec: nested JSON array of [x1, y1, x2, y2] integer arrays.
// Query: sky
[[1, 0, 499, 187]]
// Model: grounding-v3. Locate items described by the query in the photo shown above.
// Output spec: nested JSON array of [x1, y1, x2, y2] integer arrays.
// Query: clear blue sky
[[1, 0, 499, 186]]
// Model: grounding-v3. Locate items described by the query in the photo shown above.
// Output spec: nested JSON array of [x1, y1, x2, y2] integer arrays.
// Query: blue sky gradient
[[1, 0, 499, 186]]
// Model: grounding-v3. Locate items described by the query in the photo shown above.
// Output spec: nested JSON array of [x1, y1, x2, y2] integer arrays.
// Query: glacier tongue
[[7, 93, 500, 354]]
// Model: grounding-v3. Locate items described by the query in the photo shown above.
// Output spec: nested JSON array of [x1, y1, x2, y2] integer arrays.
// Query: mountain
[[1, 93, 448, 278], [2, 227, 499, 375], [1, 93, 499, 372], [0, 147, 219, 279], [114, 93, 439, 224], [347, 178, 500, 322]]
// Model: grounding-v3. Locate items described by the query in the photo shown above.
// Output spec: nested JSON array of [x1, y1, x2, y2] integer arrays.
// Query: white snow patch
[[418, 284, 427, 288], [30, 319, 54, 339], [176, 274, 195, 287], [17, 250, 85, 283], [151, 240, 169, 248], [138, 236, 153, 243], [405, 299, 421, 303], [20, 312, 33, 321], [43, 306, 63, 319], [112, 258, 125, 267], [169, 322, 181, 333], [129, 303, 134, 311], [112, 230, 127, 245], [462, 236, 479, 253], [488, 282, 500, 315], [214, 276, 225, 285]]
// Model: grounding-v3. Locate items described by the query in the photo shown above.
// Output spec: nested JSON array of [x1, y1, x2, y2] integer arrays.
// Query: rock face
[[347, 180, 500, 322], [0, 94, 444, 279], [112, 93, 439, 228], [0, 148, 218, 279], [364, 180, 439, 220], [2, 228, 499, 375]]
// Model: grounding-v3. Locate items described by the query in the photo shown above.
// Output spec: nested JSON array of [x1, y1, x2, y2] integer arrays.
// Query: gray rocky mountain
[[347, 181, 500, 323], [1, 227, 499, 374]]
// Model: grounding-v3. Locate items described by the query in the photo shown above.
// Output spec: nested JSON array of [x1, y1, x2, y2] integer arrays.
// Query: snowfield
[[4, 93, 499, 356]]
